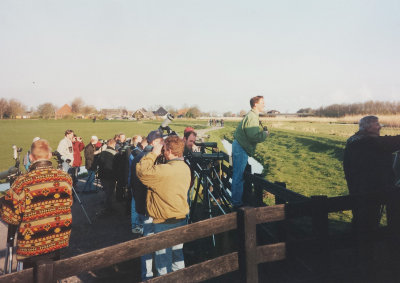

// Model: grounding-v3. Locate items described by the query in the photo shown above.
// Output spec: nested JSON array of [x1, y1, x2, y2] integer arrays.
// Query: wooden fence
[[2, 188, 400, 283], [2, 152, 400, 282]]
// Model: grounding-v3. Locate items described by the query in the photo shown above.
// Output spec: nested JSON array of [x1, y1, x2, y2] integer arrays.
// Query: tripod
[[188, 160, 233, 246], [57, 163, 92, 225]]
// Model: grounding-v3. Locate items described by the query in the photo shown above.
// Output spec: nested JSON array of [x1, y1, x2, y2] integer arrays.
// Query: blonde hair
[[31, 139, 52, 160]]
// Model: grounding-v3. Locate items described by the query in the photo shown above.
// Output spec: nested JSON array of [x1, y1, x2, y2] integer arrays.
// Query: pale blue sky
[[1, 0, 399, 113]]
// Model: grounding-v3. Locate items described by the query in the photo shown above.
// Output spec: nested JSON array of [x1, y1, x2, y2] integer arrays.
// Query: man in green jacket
[[232, 96, 268, 207], [136, 135, 191, 277]]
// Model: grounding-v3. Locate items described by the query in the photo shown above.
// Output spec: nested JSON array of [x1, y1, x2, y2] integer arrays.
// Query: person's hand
[[152, 142, 163, 156]]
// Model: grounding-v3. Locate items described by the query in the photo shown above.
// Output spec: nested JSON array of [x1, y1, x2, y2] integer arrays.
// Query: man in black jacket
[[343, 115, 400, 274], [344, 116, 400, 226], [82, 136, 101, 193], [97, 139, 117, 213]]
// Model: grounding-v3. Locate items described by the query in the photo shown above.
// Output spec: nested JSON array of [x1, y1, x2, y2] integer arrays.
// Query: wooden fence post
[[243, 164, 253, 205], [275, 182, 287, 242], [253, 174, 264, 207], [237, 207, 258, 283], [311, 195, 329, 279], [386, 190, 400, 266], [34, 260, 55, 283]]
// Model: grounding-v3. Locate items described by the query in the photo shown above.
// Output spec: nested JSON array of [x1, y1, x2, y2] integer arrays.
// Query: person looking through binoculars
[[231, 96, 269, 208], [136, 135, 190, 278], [1, 139, 73, 269]]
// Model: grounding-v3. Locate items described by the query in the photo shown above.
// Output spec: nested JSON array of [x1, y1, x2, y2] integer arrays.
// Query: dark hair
[[250, 96, 264, 108], [65, 129, 74, 136], [164, 136, 185, 157], [184, 130, 197, 139]]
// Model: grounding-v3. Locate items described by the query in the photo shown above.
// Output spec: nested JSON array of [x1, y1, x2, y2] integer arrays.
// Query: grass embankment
[[209, 120, 400, 225]]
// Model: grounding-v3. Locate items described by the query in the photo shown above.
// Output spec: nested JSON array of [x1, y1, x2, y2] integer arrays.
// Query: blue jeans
[[139, 214, 154, 281], [231, 140, 249, 207], [83, 170, 96, 191], [153, 219, 186, 276], [130, 190, 142, 228]]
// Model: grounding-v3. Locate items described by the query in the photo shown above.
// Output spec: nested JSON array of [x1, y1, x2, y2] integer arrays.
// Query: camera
[[159, 114, 177, 136], [52, 151, 63, 168]]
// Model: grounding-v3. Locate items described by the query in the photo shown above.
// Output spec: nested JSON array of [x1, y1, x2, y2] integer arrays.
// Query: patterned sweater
[[1, 160, 73, 260]]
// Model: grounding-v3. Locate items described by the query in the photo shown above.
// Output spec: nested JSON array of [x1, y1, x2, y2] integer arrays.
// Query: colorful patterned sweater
[[1, 160, 73, 260]]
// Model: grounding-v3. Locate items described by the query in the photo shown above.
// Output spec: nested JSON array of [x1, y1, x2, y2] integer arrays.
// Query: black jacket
[[97, 147, 117, 180], [343, 132, 400, 194]]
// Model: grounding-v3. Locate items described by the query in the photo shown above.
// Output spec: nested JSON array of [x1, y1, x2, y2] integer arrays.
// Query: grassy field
[[0, 119, 207, 172], [2, 117, 400, 224]]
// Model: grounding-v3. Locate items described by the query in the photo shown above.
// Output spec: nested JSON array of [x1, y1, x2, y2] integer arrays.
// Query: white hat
[[32, 137, 40, 142]]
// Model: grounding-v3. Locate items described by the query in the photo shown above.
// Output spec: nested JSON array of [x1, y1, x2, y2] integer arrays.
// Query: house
[[132, 108, 155, 120], [55, 104, 72, 119], [267, 110, 280, 114], [101, 109, 124, 118], [176, 108, 188, 118], [153, 107, 168, 118]]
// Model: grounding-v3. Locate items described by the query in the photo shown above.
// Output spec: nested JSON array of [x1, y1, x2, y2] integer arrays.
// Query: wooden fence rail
[[2, 189, 400, 283]]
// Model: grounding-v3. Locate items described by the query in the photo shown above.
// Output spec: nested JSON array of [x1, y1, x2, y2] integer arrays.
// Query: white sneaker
[[132, 226, 143, 234]]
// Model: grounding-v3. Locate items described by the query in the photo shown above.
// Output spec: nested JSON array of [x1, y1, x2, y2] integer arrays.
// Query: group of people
[[1, 95, 400, 280]]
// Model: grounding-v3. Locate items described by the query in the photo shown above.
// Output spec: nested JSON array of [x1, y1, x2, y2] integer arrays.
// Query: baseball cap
[[147, 130, 163, 144], [184, 127, 195, 134]]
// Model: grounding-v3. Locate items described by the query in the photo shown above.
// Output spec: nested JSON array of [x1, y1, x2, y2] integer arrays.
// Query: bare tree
[[71, 98, 84, 113], [37, 103, 56, 119], [0, 98, 8, 119], [82, 105, 98, 116], [5, 99, 26, 118]]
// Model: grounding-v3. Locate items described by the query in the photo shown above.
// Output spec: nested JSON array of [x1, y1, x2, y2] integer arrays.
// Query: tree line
[[0, 97, 227, 119], [297, 101, 400, 117]]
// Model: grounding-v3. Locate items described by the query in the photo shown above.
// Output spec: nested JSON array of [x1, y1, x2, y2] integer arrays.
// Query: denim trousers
[[231, 140, 249, 207], [83, 170, 96, 191], [139, 214, 154, 281], [130, 188, 142, 228], [153, 219, 186, 276]]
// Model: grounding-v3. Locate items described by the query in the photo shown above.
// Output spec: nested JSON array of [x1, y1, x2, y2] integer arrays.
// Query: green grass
[[0, 119, 208, 172], [210, 120, 400, 225]]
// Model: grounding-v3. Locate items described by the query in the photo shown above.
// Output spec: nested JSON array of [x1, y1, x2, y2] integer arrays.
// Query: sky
[[0, 0, 399, 114]]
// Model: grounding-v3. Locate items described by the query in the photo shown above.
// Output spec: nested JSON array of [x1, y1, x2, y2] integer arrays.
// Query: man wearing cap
[[83, 136, 101, 193], [183, 129, 199, 156], [130, 130, 164, 280], [232, 96, 268, 208], [137, 135, 191, 277]]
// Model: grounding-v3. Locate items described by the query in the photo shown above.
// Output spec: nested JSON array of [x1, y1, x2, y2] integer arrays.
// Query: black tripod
[[188, 159, 233, 246], [55, 162, 92, 225]]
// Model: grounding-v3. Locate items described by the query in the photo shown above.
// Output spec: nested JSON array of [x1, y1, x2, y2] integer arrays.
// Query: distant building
[[267, 110, 280, 114], [177, 108, 188, 118], [132, 108, 155, 120], [153, 107, 168, 118], [101, 109, 123, 118], [55, 104, 72, 119]]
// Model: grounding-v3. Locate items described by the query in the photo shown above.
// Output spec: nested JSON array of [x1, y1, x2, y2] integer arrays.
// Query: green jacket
[[234, 109, 267, 156], [136, 152, 191, 223]]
